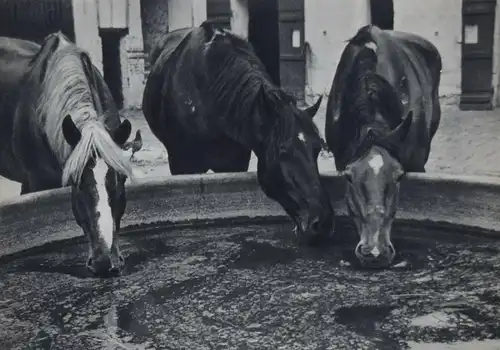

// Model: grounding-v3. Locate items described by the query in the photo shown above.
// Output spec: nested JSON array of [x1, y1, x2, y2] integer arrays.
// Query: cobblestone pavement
[[122, 97, 500, 178], [1, 98, 500, 201]]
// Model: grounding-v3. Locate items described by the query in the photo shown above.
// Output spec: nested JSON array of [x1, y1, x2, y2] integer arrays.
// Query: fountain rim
[[2, 171, 500, 207], [1, 171, 500, 258]]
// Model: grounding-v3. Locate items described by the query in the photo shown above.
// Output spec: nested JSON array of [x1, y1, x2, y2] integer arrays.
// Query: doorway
[[370, 0, 394, 30], [248, 0, 280, 86], [206, 0, 306, 101], [100, 29, 126, 109]]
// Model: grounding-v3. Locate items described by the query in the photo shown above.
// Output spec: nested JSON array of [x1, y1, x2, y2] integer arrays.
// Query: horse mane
[[204, 29, 321, 153], [344, 47, 402, 129], [341, 41, 403, 150], [35, 40, 133, 185], [62, 121, 133, 186]]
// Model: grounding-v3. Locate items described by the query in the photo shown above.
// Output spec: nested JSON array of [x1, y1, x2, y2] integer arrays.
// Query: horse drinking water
[[143, 22, 335, 243], [325, 25, 442, 268], [0, 32, 134, 277]]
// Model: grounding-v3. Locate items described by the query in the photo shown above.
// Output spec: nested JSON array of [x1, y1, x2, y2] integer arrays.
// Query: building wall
[[122, 0, 146, 108], [393, 0, 462, 98], [304, 0, 463, 102], [141, 0, 206, 68], [494, 1, 500, 106], [72, 0, 145, 109], [140, 0, 169, 64], [304, 0, 370, 102]]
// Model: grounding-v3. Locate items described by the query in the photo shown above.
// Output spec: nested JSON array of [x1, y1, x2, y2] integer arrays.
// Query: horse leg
[[207, 139, 251, 173], [20, 182, 31, 195], [169, 153, 209, 175], [167, 146, 209, 175], [210, 149, 251, 173], [429, 85, 442, 140], [25, 175, 60, 194]]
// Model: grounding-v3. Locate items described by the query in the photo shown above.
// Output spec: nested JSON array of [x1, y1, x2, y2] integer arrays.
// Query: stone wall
[[140, 0, 169, 67]]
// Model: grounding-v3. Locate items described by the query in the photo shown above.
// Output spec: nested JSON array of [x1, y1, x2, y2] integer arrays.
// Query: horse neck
[[253, 101, 297, 160]]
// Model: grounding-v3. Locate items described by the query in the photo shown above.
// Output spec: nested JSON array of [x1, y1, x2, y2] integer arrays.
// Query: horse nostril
[[356, 244, 379, 259], [355, 244, 364, 257], [108, 266, 120, 276], [369, 245, 380, 258], [388, 244, 395, 256], [310, 217, 321, 231]]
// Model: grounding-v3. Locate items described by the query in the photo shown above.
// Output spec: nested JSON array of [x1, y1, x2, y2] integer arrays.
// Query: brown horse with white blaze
[[325, 25, 442, 268]]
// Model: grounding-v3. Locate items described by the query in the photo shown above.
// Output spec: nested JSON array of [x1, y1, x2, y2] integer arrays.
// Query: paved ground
[[1, 96, 500, 201]]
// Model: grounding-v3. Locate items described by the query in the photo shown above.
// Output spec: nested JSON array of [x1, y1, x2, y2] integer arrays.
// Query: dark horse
[[143, 22, 334, 242], [325, 25, 442, 268], [0, 32, 134, 277]]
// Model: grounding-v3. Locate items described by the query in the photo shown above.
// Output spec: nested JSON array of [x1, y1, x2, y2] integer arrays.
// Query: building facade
[[1, 0, 499, 110]]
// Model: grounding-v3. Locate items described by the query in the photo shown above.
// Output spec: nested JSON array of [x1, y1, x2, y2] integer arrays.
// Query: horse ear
[[384, 110, 413, 145], [303, 95, 323, 119], [394, 167, 405, 182], [341, 165, 354, 182], [62, 115, 81, 148], [200, 21, 216, 42], [37, 33, 61, 78], [114, 119, 132, 146]]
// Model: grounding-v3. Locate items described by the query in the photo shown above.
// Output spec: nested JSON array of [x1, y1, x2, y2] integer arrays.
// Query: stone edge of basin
[[1, 171, 500, 258]]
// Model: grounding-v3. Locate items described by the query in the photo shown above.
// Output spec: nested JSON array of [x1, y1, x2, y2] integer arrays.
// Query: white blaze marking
[[371, 230, 381, 257], [93, 158, 113, 250], [370, 245, 380, 257], [298, 132, 306, 142], [365, 42, 377, 52], [368, 154, 384, 175]]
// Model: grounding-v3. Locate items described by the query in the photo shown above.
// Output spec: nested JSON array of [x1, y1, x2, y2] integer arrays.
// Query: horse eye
[[362, 185, 370, 201], [384, 185, 390, 198]]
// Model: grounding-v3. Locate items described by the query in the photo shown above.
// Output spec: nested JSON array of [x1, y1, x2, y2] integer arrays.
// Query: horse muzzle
[[293, 210, 335, 245], [87, 254, 124, 278], [355, 241, 395, 268]]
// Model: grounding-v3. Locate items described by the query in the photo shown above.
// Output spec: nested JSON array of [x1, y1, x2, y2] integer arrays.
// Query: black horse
[[325, 25, 442, 268], [143, 22, 334, 243], [0, 32, 134, 277]]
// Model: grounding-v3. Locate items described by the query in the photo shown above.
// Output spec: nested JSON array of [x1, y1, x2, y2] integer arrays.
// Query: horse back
[[142, 27, 199, 137], [0, 37, 39, 96], [326, 26, 442, 171], [0, 37, 41, 181], [371, 28, 442, 168]]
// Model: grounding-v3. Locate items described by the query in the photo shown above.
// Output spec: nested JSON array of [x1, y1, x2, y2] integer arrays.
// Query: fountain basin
[[1, 172, 500, 349]]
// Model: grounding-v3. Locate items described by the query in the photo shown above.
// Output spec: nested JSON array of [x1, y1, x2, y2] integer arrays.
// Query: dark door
[[206, 0, 231, 30], [0, 0, 74, 44], [370, 0, 394, 30], [460, 0, 496, 110], [100, 29, 125, 109], [278, 0, 306, 103], [248, 0, 280, 86]]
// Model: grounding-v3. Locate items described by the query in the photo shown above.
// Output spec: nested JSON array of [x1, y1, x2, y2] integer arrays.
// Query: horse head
[[342, 110, 413, 268], [62, 115, 132, 277], [258, 94, 335, 245], [34, 36, 134, 277]]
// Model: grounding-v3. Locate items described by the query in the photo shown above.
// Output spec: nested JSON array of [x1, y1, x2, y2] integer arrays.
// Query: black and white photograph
[[1, 0, 500, 349]]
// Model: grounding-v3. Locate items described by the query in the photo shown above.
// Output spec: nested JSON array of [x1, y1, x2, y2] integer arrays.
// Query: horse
[[143, 21, 335, 243], [325, 25, 442, 268], [0, 32, 134, 277]]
